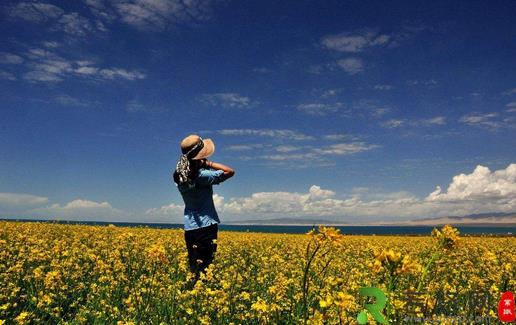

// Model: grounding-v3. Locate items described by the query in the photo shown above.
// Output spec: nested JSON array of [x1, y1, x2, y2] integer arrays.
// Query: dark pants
[[184, 223, 218, 280]]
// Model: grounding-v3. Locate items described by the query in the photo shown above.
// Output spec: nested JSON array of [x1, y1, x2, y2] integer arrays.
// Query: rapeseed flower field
[[0, 221, 514, 324]]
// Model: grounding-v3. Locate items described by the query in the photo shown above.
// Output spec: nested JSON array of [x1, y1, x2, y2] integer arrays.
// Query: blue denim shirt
[[175, 168, 226, 231]]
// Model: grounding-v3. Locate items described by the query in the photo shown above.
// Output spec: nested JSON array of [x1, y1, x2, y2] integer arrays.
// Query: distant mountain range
[[381, 212, 516, 226], [226, 212, 516, 226]]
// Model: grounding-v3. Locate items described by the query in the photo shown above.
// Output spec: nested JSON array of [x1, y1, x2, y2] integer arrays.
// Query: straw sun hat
[[180, 134, 215, 160]]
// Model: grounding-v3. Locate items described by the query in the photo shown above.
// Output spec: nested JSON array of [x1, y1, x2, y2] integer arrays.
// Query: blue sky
[[1, 0, 515, 223]]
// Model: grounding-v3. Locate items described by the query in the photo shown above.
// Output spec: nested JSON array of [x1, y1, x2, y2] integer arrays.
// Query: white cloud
[[323, 134, 350, 141], [0, 71, 16, 81], [320, 88, 342, 98], [371, 108, 390, 117], [211, 194, 225, 211], [216, 186, 420, 219], [307, 185, 335, 200], [200, 93, 255, 109], [150, 164, 514, 222], [502, 88, 516, 96], [351, 99, 391, 118], [0, 52, 24, 64], [0, 193, 49, 208], [99, 68, 146, 80], [225, 144, 265, 151], [426, 164, 516, 205], [13, 48, 145, 83], [321, 30, 391, 53], [42, 41, 60, 48], [307, 63, 336, 75], [31, 199, 124, 220], [419, 116, 446, 126], [7, 2, 102, 37], [219, 130, 378, 167], [218, 129, 315, 141], [7, 164, 514, 223], [256, 141, 378, 165], [54, 95, 91, 107], [408, 79, 438, 87], [24, 70, 63, 82], [75, 66, 99, 75], [112, 0, 215, 30], [54, 13, 94, 36], [145, 202, 184, 221], [8, 0, 221, 37], [374, 84, 393, 90], [459, 112, 501, 129], [382, 116, 446, 129], [22, 48, 72, 82], [275, 145, 301, 153], [382, 119, 405, 128], [8, 2, 64, 23], [260, 152, 318, 161], [313, 142, 378, 155], [222, 190, 308, 215], [297, 103, 343, 115], [336, 58, 364, 75]]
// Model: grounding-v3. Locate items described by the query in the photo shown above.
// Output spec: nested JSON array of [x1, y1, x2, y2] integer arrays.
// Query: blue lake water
[[2, 219, 514, 236]]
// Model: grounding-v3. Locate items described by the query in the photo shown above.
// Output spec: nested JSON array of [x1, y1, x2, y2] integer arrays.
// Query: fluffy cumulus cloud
[[30, 199, 125, 220], [426, 164, 516, 205], [0, 194, 125, 221], [3, 165, 515, 222], [148, 164, 516, 222], [145, 202, 184, 222], [217, 186, 421, 220]]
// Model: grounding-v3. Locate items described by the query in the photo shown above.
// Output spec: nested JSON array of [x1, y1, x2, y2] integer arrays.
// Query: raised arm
[[203, 160, 235, 179]]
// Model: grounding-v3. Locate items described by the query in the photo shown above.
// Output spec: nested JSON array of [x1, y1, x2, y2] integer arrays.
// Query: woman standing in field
[[173, 134, 235, 283]]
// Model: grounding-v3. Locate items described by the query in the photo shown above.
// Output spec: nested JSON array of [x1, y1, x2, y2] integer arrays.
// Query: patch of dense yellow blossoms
[[0, 222, 514, 324]]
